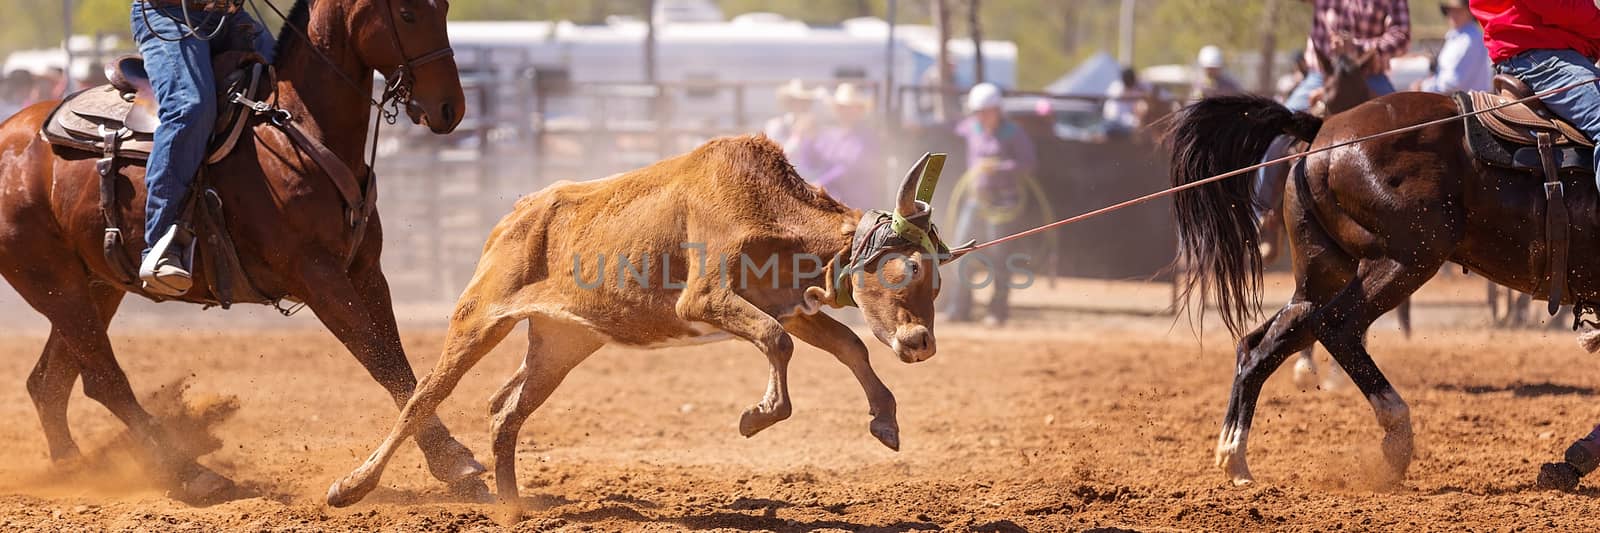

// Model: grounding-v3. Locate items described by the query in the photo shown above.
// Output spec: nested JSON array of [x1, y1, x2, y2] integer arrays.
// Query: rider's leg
[[1497, 49, 1600, 178], [131, 3, 219, 294]]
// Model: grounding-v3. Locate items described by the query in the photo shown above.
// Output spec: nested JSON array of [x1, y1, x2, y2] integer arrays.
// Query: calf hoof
[[326, 471, 382, 508], [738, 404, 790, 437], [869, 417, 900, 451], [1537, 462, 1582, 492]]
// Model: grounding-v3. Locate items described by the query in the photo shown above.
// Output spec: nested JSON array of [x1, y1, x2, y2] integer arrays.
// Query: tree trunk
[[968, 0, 984, 85], [1256, 0, 1281, 94], [933, 0, 953, 121]]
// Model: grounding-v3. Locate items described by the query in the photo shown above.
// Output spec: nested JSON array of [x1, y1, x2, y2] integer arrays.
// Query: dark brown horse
[[0, 0, 485, 501], [1169, 84, 1595, 487]]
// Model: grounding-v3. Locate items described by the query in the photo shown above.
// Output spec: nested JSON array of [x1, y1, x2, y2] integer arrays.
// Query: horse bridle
[[373, 0, 456, 117]]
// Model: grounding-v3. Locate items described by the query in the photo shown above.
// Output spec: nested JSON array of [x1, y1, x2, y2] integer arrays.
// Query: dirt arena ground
[[0, 274, 1596, 531]]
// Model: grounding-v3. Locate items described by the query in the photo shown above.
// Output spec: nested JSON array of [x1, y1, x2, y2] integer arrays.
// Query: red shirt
[[1471, 0, 1600, 62]]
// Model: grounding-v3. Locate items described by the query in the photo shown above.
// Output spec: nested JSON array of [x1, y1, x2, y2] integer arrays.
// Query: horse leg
[[27, 282, 123, 463], [488, 319, 602, 520], [0, 257, 229, 502], [784, 312, 899, 450], [294, 252, 487, 490], [1216, 299, 1319, 485], [1315, 258, 1435, 488], [1396, 298, 1413, 338], [325, 292, 521, 507]]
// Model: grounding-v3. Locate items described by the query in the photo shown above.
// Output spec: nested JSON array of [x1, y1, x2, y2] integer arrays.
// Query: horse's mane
[[272, 0, 313, 60]]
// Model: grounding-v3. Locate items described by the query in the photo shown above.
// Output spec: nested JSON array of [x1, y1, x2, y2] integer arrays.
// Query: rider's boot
[[140, 225, 193, 296], [1537, 425, 1600, 491]]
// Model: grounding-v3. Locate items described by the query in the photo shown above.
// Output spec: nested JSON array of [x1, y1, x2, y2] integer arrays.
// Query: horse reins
[[948, 77, 1600, 257]]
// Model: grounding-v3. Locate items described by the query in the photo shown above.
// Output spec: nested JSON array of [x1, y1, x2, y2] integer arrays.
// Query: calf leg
[[784, 312, 900, 450], [326, 296, 521, 508], [297, 245, 487, 490], [489, 320, 603, 518], [677, 283, 793, 437]]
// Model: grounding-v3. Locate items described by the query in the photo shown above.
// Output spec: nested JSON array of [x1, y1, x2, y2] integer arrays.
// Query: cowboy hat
[[831, 82, 873, 109], [776, 78, 817, 101]]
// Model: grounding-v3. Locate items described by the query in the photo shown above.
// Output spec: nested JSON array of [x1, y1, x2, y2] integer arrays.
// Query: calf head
[[807, 153, 968, 363]]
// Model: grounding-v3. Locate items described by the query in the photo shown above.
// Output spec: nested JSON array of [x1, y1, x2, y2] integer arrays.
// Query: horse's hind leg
[[0, 254, 229, 501], [488, 319, 603, 519], [1315, 257, 1436, 488], [27, 282, 124, 463], [1216, 299, 1319, 485]]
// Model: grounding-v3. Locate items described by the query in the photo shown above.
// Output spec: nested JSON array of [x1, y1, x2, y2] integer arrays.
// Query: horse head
[[1314, 46, 1378, 116], [347, 0, 464, 133]]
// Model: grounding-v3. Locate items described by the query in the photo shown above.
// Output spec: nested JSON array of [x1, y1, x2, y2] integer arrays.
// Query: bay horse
[[1169, 86, 1597, 486], [0, 0, 486, 502]]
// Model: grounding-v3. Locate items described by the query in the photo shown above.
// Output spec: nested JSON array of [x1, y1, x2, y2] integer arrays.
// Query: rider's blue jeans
[[1496, 49, 1600, 180], [131, 2, 273, 259]]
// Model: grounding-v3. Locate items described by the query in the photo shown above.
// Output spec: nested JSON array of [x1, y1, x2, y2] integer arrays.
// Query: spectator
[[1413, 0, 1492, 93], [1191, 45, 1245, 100], [763, 78, 817, 154], [942, 82, 1036, 327], [795, 82, 882, 209], [1103, 68, 1152, 137]]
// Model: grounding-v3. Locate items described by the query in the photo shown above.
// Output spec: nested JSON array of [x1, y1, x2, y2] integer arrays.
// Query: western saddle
[[38, 51, 273, 307], [1456, 74, 1597, 314]]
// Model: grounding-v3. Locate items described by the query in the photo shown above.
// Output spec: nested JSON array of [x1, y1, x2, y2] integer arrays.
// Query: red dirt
[[0, 275, 1595, 531]]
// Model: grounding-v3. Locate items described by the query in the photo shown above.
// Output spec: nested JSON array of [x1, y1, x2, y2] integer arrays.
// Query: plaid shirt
[[1305, 0, 1411, 75]]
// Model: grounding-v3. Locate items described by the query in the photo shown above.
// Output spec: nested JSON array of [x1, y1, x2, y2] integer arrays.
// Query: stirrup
[[139, 225, 195, 296]]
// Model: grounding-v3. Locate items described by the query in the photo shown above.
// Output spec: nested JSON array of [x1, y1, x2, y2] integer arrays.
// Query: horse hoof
[[173, 465, 238, 506], [1230, 476, 1255, 488], [1537, 462, 1581, 492], [870, 418, 900, 451], [449, 476, 494, 503]]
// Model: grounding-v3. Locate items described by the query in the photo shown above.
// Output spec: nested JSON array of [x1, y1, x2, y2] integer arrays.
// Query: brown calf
[[326, 136, 957, 513]]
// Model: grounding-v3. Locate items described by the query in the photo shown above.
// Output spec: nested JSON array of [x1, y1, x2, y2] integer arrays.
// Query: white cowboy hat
[[831, 82, 873, 109], [776, 78, 817, 101]]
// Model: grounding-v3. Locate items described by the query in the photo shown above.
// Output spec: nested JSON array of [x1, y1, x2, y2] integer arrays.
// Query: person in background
[[1285, 0, 1411, 112], [1275, 49, 1311, 101], [1413, 0, 1491, 93], [794, 82, 882, 209], [763, 78, 817, 154], [942, 82, 1036, 327], [1191, 45, 1245, 100], [1103, 68, 1152, 137]]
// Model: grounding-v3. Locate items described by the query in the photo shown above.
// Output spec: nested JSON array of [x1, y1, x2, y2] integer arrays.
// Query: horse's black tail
[[1166, 94, 1322, 336]]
